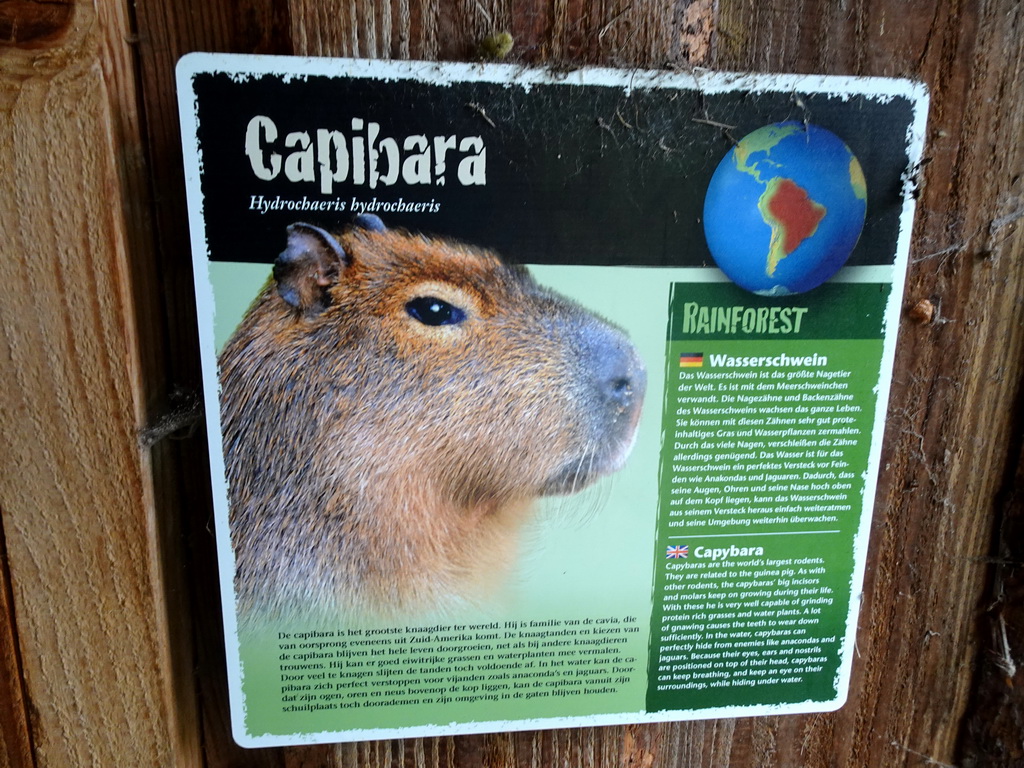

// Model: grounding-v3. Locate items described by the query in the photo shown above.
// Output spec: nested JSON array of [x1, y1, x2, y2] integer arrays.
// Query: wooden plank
[[0, 524, 33, 768], [0, 0, 201, 765], [127, 5, 296, 764], [958, 429, 1024, 764], [125, 0, 1024, 765]]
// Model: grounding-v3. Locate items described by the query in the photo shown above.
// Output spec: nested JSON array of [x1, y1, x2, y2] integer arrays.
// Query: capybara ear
[[353, 213, 386, 232], [273, 223, 347, 315]]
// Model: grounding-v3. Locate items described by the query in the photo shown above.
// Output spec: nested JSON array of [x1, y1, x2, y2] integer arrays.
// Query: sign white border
[[176, 53, 928, 747]]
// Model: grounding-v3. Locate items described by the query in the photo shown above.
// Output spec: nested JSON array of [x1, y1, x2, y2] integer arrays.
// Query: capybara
[[219, 215, 646, 623]]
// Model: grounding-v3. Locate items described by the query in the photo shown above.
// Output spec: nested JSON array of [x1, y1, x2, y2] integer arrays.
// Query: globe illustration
[[703, 122, 867, 296]]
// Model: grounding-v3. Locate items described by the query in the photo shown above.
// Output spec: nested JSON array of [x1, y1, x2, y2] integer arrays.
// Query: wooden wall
[[1, 0, 1022, 765]]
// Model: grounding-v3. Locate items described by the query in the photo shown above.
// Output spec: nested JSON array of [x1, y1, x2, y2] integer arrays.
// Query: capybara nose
[[606, 374, 639, 412], [582, 321, 647, 415]]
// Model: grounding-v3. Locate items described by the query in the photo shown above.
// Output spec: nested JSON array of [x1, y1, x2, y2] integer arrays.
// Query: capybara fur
[[219, 216, 646, 623]]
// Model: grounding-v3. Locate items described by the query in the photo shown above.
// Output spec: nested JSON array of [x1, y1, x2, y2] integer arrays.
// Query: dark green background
[[646, 281, 888, 712], [667, 282, 893, 340]]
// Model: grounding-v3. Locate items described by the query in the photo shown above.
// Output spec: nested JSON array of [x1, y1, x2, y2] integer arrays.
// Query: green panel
[[668, 282, 891, 341], [647, 282, 885, 712]]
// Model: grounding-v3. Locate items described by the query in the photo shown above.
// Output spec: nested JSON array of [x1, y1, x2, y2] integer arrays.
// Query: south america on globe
[[703, 122, 867, 296]]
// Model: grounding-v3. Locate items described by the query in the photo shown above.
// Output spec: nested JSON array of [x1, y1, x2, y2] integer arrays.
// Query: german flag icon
[[679, 352, 704, 368]]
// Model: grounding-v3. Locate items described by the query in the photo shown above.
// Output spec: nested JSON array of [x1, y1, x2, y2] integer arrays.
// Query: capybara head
[[220, 216, 646, 623]]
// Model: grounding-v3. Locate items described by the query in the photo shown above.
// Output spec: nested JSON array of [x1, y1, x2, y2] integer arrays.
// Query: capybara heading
[[219, 215, 646, 623]]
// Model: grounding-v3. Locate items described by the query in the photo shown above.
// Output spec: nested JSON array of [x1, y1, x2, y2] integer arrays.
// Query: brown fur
[[219, 221, 645, 623]]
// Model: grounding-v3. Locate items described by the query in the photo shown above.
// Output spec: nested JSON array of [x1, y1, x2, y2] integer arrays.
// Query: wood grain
[[959, 424, 1024, 766], [0, 521, 32, 768], [1, 0, 1020, 765], [0, 0, 74, 48], [0, 0, 200, 765]]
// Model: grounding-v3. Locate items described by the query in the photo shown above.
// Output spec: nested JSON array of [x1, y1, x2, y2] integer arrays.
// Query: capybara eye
[[405, 296, 467, 326]]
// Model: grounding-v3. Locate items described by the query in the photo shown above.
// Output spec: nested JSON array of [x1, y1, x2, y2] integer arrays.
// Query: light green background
[[210, 261, 676, 733]]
